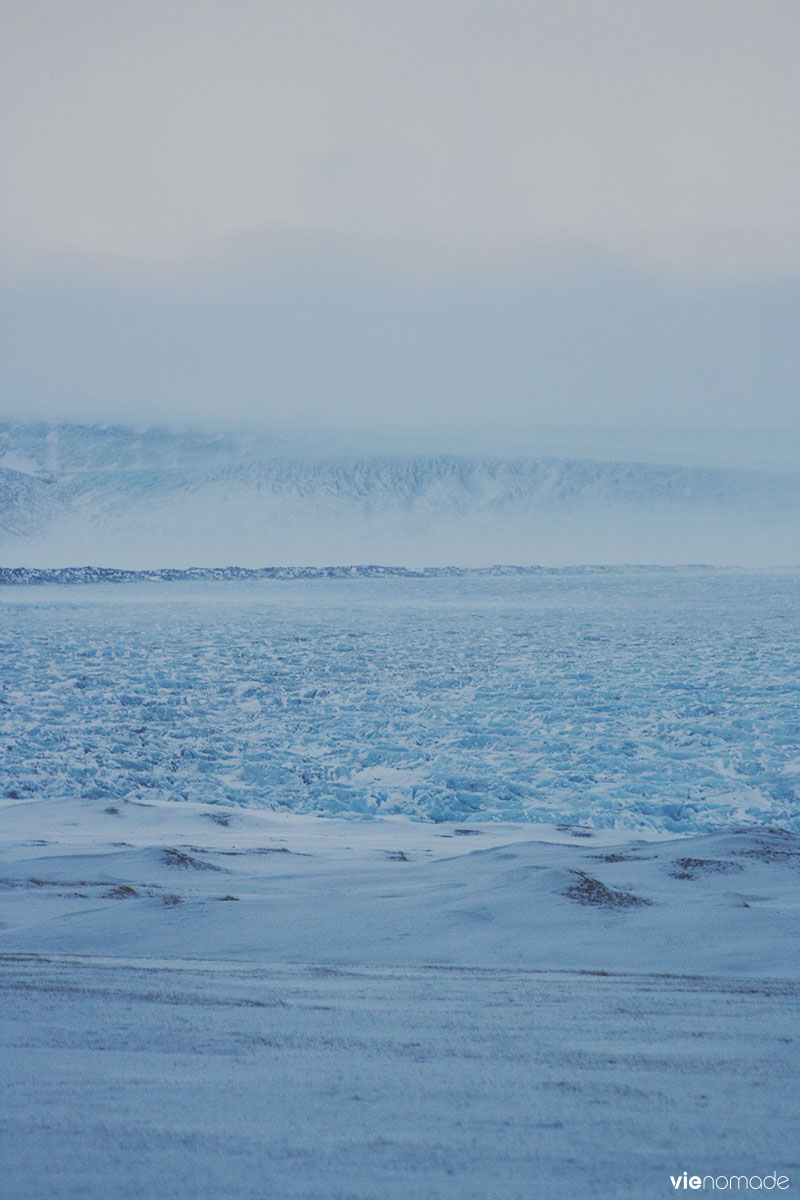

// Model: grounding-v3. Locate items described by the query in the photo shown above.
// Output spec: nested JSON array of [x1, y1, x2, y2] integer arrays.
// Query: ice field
[[2, 568, 799, 833]]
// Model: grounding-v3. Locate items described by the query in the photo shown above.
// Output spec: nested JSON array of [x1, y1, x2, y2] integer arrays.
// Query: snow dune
[[2, 794, 799, 976]]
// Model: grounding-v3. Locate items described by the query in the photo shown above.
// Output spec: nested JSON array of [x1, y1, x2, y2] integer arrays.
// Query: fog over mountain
[[1, 422, 797, 569]]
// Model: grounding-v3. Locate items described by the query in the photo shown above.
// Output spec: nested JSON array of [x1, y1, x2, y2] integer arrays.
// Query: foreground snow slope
[[3, 955, 797, 1200], [1, 796, 799, 1200]]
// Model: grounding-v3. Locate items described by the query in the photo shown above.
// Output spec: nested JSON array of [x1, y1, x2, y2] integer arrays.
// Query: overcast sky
[[2, 0, 799, 444]]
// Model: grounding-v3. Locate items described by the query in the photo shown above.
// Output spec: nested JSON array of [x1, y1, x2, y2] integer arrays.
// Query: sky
[[2, 0, 799, 450]]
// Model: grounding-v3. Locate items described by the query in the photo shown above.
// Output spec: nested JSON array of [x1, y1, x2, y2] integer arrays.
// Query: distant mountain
[[1, 422, 798, 567]]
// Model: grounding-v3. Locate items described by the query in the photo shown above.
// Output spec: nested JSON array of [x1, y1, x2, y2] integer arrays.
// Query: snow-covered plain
[[2, 571, 799, 1198]]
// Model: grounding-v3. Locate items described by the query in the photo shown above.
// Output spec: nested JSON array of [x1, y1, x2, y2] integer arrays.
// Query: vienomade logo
[[670, 1173, 790, 1191]]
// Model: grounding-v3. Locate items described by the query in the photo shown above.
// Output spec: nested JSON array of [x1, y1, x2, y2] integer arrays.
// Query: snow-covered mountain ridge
[[1, 422, 798, 566]]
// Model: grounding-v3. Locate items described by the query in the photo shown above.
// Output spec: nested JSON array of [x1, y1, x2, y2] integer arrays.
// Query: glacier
[[2, 421, 800, 567], [2, 569, 798, 833]]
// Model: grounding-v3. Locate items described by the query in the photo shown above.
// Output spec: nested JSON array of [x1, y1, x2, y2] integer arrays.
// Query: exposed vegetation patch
[[217, 846, 295, 857], [670, 857, 744, 880], [105, 884, 138, 899], [160, 848, 220, 871], [203, 812, 232, 827], [564, 871, 652, 909], [590, 852, 654, 863], [732, 831, 800, 866]]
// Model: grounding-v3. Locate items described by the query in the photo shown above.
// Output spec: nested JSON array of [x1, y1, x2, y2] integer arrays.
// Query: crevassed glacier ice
[[2, 569, 798, 833]]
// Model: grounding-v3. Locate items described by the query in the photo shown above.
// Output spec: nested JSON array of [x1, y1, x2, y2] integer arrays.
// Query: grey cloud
[[2, 0, 800, 274]]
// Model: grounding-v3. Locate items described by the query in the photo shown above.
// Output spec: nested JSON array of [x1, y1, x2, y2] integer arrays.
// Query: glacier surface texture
[[2, 569, 798, 833], [2, 421, 800, 566]]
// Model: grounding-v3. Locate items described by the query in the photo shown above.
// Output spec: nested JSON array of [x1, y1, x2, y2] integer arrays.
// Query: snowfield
[[1, 796, 799, 1199], [1, 570, 798, 1198], [2, 957, 798, 1200]]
